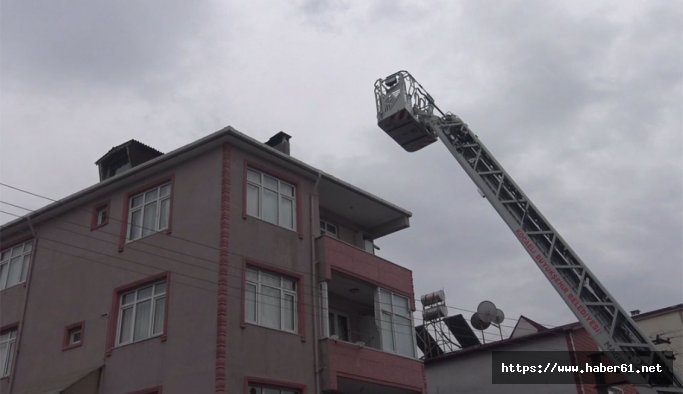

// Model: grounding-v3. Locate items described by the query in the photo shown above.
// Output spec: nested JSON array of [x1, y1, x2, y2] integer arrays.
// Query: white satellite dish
[[470, 312, 491, 330], [477, 300, 497, 323], [493, 308, 505, 325]]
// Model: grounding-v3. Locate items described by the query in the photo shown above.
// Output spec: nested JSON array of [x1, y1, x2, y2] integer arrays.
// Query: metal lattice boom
[[375, 71, 682, 392]]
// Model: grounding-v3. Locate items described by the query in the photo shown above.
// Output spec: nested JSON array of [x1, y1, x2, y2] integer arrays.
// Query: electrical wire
[[0, 186, 564, 331], [2, 184, 673, 351]]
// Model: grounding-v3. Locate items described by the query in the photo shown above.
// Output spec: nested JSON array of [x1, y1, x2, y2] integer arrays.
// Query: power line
[[1, 208, 659, 354], [0, 185, 564, 330]]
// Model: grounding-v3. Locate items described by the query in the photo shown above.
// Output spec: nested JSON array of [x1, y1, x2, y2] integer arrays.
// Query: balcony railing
[[319, 337, 424, 393], [316, 236, 414, 305]]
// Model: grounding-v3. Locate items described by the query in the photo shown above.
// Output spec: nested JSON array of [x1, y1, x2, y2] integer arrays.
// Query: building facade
[[0, 128, 425, 394]]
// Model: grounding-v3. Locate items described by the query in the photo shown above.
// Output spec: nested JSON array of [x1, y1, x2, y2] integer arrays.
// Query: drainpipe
[[320, 282, 330, 337], [310, 172, 322, 394]]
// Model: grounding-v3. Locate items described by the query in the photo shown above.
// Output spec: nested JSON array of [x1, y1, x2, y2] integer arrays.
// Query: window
[[126, 387, 162, 394], [328, 311, 350, 341], [127, 183, 171, 241], [245, 267, 297, 332], [319, 220, 338, 238], [378, 289, 415, 357], [0, 240, 32, 290], [116, 280, 166, 346], [63, 321, 84, 350], [92, 203, 109, 229], [248, 384, 299, 394], [0, 328, 17, 378], [96, 207, 108, 226], [246, 168, 295, 229]]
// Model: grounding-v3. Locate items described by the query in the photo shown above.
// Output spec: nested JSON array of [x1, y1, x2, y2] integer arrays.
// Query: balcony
[[316, 236, 414, 303], [319, 338, 425, 393], [316, 236, 424, 393]]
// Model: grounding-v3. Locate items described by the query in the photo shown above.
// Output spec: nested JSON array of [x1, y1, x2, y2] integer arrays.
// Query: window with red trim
[[116, 279, 167, 346], [0, 240, 33, 291], [126, 386, 162, 394], [126, 183, 171, 241], [92, 203, 109, 229], [248, 384, 300, 394], [245, 267, 297, 333], [63, 321, 84, 350], [246, 168, 296, 230], [0, 327, 17, 378]]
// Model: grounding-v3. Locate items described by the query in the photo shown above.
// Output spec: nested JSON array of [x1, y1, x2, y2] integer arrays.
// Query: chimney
[[630, 309, 641, 317], [265, 131, 291, 155]]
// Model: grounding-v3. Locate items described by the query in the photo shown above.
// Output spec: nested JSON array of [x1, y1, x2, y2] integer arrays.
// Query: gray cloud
[[1, 0, 208, 91], [1, 0, 680, 333]]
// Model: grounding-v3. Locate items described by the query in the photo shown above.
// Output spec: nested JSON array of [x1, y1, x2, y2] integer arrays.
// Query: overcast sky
[[1, 1, 681, 340]]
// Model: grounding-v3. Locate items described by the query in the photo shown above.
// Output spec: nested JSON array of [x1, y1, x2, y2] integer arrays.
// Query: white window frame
[[95, 205, 108, 227], [0, 240, 32, 291], [246, 168, 296, 230], [0, 328, 17, 378], [116, 280, 166, 346], [68, 326, 82, 345], [245, 267, 298, 333], [248, 384, 299, 394], [127, 183, 171, 241], [377, 288, 416, 357], [320, 219, 338, 238], [328, 310, 350, 341]]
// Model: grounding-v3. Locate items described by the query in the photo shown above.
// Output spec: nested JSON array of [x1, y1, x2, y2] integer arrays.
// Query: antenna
[[474, 301, 505, 341]]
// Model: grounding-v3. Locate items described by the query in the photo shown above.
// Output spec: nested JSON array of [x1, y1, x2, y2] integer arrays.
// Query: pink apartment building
[[0, 127, 426, 394]]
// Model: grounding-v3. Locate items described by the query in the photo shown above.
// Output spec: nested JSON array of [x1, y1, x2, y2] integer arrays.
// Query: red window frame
[[126, 386, 162, 394], [62, 321, 85, 351], [91, 201, 110, 230], [105, 272, 170, 356], [241, 260, 306, 340], [118, 176, 175, 251], [244, 377, 306, 394], [242, 160, 303, 238], [0, 322, 19, 380], [0, 236, 35, 292]]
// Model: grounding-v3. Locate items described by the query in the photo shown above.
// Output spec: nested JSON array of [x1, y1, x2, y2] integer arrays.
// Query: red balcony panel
[[320, 338, 425, 393], [316, 236, 414, 304]]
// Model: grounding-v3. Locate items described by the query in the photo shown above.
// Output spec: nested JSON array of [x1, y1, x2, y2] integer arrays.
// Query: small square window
[[91, 202, 110, 230], [62, 321, 84, 350], [97, 208, 107, 226], [320, 220, 338, 238], [69, 328, 82, 344]]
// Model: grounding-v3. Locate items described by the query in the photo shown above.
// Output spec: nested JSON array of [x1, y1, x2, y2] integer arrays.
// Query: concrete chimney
[[265, 131, 291, 155]]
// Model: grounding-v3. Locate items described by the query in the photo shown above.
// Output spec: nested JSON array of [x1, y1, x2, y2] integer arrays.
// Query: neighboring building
[[0, 127, 425, 393], [424, 305, 682, 394], [631, 304, 683, 381]]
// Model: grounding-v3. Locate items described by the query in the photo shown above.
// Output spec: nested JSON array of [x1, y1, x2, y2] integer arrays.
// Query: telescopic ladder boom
[[374, 70, 682, 393]]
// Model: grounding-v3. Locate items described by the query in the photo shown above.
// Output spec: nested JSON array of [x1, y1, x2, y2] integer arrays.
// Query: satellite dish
[[477, 301, 497, 323], [470, 312, 491, 330], [493, 308, 505, 325]]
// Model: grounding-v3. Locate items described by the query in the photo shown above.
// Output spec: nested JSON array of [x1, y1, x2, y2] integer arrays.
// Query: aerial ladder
[[374, 71, 682, 393]]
